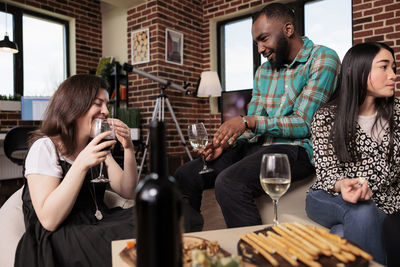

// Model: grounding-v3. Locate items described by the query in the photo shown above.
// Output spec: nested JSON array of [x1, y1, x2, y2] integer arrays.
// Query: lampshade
[[1, 1, 18, 54], [197, 71, 222, 97], [0, 34, 18, 53]]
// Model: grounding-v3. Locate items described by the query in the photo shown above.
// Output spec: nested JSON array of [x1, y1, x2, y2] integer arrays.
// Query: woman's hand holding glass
[[76, 131, 115, 170], [89, 118, 116, 183], [109, 118, 134, 150]]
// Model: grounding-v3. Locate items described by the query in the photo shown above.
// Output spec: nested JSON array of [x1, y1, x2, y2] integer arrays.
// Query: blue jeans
[[306, 189, 387, 265]]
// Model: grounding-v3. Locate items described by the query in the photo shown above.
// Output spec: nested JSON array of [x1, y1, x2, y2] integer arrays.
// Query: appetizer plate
[[120, 236, 232, 267], [237, 223, 370, 267]]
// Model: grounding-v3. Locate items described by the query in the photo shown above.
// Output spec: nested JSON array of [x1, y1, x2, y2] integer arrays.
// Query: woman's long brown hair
[[30, 74, 108, 156]]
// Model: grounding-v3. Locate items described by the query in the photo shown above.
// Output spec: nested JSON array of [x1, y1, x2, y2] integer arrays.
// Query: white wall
[[101, 2, 128, 64]]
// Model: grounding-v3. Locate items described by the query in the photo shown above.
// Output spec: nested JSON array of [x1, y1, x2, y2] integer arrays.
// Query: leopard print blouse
[[310, 98, 400, 214]]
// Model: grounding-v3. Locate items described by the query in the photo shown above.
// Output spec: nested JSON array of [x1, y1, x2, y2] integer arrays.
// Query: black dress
[[14, 159, 135, 267]]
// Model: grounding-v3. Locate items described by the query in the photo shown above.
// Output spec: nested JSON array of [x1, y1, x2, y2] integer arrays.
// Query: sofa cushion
[[0, 187, 24, 267], [255, 175, 317, 225]]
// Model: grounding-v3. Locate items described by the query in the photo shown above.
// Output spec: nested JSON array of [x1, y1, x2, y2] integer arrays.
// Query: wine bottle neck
[[150, 120, 168, 177]]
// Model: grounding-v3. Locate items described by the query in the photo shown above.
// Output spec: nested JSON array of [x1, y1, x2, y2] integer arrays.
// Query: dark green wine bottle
[[135, 120, 183, 267]]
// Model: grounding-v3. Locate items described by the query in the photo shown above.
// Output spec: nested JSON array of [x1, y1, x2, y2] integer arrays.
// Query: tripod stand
[[138, 85, 193, 178]]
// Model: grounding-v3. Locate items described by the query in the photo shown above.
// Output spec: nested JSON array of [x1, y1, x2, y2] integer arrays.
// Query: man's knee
[[214, 174, 227, 201], [214, 171, 237, 207]]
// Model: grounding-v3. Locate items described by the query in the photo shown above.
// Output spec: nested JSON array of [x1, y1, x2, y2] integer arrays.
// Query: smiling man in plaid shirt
[[175, 3, 340, 231]]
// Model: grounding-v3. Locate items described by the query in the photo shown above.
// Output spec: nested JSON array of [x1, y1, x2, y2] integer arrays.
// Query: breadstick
[[332, 252, 348, 263], [346, 242, 373, 261], [286, 247, 322, 267], [240, 235, 279, 266], [340, 250, 356, 262], [266, 231, 314, 260], [246, 232, 275, 253], [274, 225, 320, 256], [284, 223, 330, 251], [266, 232, 322, 267], [313, 227, 347, 245], [293, 222, 341, 253], [262, 235, 299, 266]]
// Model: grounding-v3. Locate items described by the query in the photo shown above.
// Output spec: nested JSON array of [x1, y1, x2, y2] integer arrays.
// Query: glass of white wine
[[188, 122, 213, 174], [260, 153, 291, 225]]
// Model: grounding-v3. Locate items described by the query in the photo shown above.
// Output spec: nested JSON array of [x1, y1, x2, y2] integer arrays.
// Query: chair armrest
[[104, 190, 135, 209]]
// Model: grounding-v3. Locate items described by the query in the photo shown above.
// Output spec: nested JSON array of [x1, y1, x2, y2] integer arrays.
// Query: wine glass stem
[[201, 155, 207, 170], [273, 199, 279, 225], [98, 162, 104, 178]]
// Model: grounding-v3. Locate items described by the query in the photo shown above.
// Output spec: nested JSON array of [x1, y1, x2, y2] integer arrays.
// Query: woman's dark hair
[[30, 74, 108, 156], [329, 42, 396, 162]]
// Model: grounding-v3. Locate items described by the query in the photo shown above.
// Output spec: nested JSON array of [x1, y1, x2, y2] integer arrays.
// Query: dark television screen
[[221, 89, 252, 123]]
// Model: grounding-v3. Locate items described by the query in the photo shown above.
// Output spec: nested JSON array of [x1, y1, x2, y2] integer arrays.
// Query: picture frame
[[165, 28, 183, 65], [96, 56, 114, 76], [131, 28, 150, 65]]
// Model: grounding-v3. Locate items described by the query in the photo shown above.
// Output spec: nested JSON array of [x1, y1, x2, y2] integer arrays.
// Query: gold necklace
[[89, 168, 103, 220]]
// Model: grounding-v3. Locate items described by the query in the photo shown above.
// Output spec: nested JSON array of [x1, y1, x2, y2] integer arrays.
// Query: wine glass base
[[91, 177, 110, 183], [199, 168, 214, 174]]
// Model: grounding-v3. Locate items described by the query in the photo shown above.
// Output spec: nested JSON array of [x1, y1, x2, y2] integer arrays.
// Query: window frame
[[0, 2, 70, 97]]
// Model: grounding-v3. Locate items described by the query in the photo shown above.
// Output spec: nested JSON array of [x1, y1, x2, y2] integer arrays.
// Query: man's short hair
[[252, 3, 296, 27]]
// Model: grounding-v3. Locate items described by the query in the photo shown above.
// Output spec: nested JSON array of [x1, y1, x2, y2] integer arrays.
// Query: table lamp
[[197, 71, 222, 114]]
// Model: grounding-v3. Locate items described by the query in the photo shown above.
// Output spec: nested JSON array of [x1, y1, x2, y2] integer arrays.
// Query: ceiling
[[100, 0, 147, 9]]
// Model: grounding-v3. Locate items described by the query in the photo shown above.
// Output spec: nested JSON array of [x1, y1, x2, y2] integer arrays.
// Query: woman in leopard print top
[[305, 42, 398, 265]]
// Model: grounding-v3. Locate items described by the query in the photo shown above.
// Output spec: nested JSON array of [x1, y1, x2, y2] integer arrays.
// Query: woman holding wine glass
[[15, 74, 138, 267]]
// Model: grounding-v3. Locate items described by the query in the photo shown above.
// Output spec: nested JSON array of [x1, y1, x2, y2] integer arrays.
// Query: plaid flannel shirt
[[240, 37, 340, 163]]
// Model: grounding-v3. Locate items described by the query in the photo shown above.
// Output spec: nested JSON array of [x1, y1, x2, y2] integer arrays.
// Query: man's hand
[[213, 116, 246, 146], [334, 178, 373, 203], [192, 143, 225, 162], [203, 143, 225, 161]]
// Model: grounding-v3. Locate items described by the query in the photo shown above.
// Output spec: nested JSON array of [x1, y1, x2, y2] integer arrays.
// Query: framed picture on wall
[[131, 28, 150, 65], [165, 28, 183, 65]]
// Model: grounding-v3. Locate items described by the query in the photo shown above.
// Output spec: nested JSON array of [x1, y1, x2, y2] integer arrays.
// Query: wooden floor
[[201, 189, 227, 231]]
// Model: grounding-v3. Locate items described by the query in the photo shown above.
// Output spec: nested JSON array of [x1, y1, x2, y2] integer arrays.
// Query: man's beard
[[269, 33, 289, 71]]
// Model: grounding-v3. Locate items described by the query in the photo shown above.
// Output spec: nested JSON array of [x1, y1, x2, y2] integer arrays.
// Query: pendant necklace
[[89, 168, 103, 220]]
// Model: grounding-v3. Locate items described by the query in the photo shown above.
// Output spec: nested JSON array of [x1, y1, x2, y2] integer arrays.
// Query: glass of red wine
[[89, 118, 115, 183]]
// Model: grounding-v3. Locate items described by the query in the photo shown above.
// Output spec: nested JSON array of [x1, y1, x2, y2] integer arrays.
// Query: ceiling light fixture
[[0, 2, 18, 53]]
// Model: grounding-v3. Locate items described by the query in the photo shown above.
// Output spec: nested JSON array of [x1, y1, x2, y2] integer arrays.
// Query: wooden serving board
[[237, 226, 370, 267]]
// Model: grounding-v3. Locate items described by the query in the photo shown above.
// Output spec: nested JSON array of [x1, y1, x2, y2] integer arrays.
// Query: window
[[0, 4, 69, 97], [218, 0, 352, 92], [219, 17, 254, 92], [304, 0, 352, 61]]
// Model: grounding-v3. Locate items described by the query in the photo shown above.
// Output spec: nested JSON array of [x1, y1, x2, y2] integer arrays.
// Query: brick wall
[[0, 0, 102, 130], [1, 0, 399, 154], [127, 0, 206, 156], [126, 0, 400, 164], [126, 0, 275, 158], [353, 0, 400, 92]]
